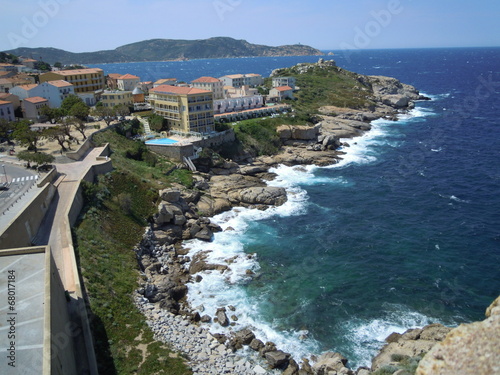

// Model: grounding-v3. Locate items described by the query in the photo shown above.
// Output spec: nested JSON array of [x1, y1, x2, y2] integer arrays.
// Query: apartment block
[[219, 73, 264, 88], [148, 85, 214, 134], [40, 68, 105, 105], [0, 100, 15, 121], [117, 74, 140, 91], [191, 77, 225, 100], [100, 90, 133, 108], [22, 96, 49, 120], [272, 76, 296, 89]]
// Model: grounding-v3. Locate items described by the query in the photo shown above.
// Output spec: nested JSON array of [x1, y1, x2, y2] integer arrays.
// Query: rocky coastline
[[130, 62, 450, 374]]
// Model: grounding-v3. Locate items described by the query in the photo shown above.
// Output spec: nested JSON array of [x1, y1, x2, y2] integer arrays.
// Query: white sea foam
[[185, 104, 436, 365], [345, 305, 438, 368]]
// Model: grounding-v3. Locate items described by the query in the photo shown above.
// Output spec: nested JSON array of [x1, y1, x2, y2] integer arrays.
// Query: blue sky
[[1, 0, 499, 52]]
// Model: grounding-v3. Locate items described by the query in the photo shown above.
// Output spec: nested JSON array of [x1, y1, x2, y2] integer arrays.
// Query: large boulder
[[313, 352, 353, 375], [159, 188, 181, 203], [277, 124, 322, 141], [235, 186, 287, 206], [265, 350, 291, 369], [372, 324, 452, 371], [216, 307, 230, 327], [416, 296, 500, 375]]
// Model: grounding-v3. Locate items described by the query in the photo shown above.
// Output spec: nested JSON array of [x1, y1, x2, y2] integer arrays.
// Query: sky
[[0, 0, 499, 52]]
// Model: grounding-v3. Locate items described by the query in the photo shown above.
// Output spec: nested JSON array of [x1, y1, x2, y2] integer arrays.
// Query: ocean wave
[[344, 304, 439, 368], [185, 103, 436, 366]]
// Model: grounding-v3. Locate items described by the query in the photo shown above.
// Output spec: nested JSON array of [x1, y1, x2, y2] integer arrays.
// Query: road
[[0, 163, 39, 215]]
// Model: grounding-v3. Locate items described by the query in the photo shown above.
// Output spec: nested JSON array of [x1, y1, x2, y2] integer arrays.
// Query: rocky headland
[[130, 60, 499, 374]]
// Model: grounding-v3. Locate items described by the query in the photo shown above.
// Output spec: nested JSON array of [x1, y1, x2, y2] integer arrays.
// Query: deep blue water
[[92, 48, 500, 368]]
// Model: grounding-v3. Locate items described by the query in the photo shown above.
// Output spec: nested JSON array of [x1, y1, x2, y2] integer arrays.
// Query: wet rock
[[249, 338, 264, 351], [194, 227, 214, 242], [265, 350, 291, 369], [216, 307, 230, 327], [283, 358, 300, 375], [313, 352, 353, 375]]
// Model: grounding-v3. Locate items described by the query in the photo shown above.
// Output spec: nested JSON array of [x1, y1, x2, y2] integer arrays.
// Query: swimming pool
[[145, 138, 179, 145]]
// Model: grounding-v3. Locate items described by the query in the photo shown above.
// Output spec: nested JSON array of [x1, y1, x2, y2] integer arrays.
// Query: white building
[[219, 73, 264, 88], [10, 81, 74, 108], [191, 77, 225, 100], [214, 95, 264, 114], [117, 74, 140, 91], [272, 77, 296, 90], [22, 96, 48, 120], [0, 100, 15, 121], [269, 86, 294, 100]]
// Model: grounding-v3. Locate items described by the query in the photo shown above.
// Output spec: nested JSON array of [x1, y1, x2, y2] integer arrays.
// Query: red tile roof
[[150, 85, 211, 95], [192, 76, 221, 83], [47, 80, 73, 88], [155, 78, 177, 84], [15, 84, 39, 91], [275, 86, 293, 92], [24, 96, 48, 104], [118, 73, 139, 80], [0, 100, 12, 105], [108, 73, 122, 79]]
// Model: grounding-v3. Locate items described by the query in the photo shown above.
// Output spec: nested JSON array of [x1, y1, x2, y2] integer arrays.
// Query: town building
[[10, 81, 75, 108], [0, 100, 15, 121], [154, 78, 177, 87], [0, 93, 21, 110], [138, 81, 154, 93], [214, 95, 264, 115], [0, 63, 18, 75], [132, 87, 145, 103], [225, 85, 259, 99], [22, 96, 49, 120], [272, 76, 296, 90], [191, 77, 224, 100], [9, 84, 39, 100], [219, 73, 264, 88], [148, 85, 214, 134], [40, 68, 105, 105], [107, 73, 122, 90], [117, 74, 140, 91], [100, 90, 133, 108], [21, 58, 38, 69], [269, 86, 294, 100]]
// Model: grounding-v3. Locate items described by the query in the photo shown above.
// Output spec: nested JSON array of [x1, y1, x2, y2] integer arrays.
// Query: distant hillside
[[3, 37, 322, 65]]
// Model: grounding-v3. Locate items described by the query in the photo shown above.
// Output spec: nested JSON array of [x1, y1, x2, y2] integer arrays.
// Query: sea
[[89, 47, 500, 368]]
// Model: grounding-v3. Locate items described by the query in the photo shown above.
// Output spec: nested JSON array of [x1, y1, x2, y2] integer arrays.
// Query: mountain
[[3, 37, 322, 65]]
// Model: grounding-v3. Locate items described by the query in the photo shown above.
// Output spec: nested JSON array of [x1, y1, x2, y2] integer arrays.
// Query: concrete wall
[[66, 138, 94, 161], [146, 143, 194, 161], [0, 183, 56, 250], [37, 167, 58, 188], [145, 130, 235, 161], [46, 247, 77, 375]]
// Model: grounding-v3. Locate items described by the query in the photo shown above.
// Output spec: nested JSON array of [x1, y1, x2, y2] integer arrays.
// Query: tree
[[44, 126, 71, 152], [54, 62, 62, 69], [69, 101, 90, 121], [148, 114, 167, 132], [34, 61, 51, 72], [71, 117, 88, 140], [12, 121, 44, 152], [61, 95, 84, 115], [0, 119, 14, 141], [40, 106, 63, 124], [17, 151, 54, 168], [93, 106, 116, 126], [114, 104, 130, 118]]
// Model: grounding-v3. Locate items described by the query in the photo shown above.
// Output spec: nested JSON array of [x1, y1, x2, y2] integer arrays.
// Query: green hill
[[3, 37, 322, 65]]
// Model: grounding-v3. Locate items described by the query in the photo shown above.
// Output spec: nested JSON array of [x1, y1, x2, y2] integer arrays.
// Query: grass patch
[[273, 64, 375, 116], [73, 128, 193, 374]]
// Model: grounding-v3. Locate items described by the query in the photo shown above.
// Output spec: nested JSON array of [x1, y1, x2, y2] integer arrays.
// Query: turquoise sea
[[90, 48, 500, 367]]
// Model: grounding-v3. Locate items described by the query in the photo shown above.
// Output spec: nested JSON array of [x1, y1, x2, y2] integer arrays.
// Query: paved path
[[37, 146, 108, 292]]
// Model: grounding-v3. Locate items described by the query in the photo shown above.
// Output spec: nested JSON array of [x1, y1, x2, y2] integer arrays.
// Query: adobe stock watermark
[[7, 0, 73, 49], [213, 0, 242, 21], [340, 0, 405, 63]]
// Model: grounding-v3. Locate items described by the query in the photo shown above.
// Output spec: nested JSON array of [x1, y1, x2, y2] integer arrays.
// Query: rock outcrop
[[416, 296, 500, 375], [371, 324, 452, 371]]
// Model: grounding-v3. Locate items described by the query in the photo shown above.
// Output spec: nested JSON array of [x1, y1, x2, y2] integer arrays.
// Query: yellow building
[[100, 90, 133, 108], [148, 85, 214, 134], [40, 68, 105, 105]]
